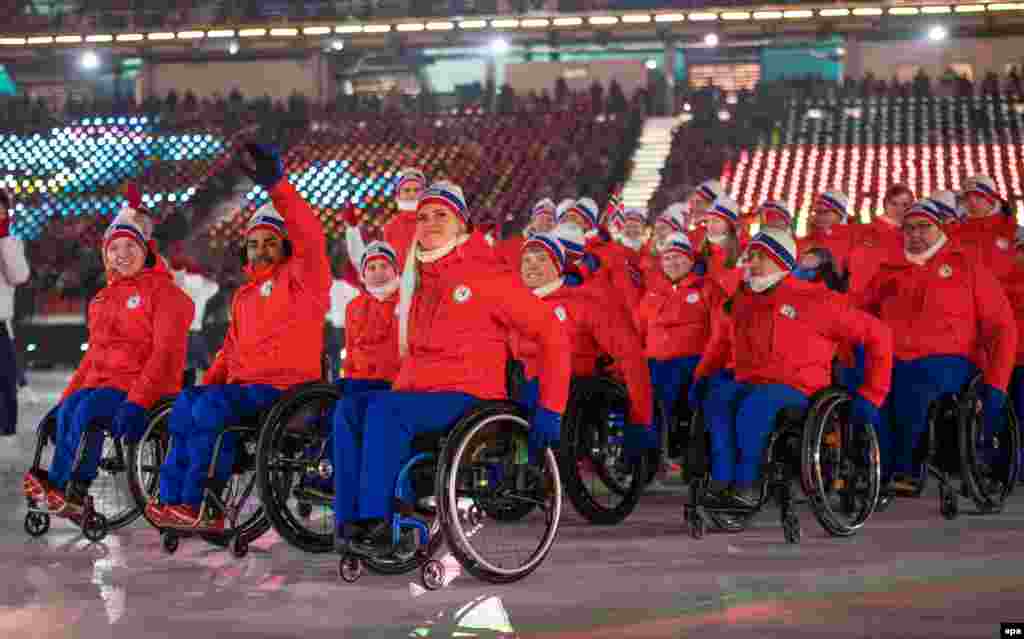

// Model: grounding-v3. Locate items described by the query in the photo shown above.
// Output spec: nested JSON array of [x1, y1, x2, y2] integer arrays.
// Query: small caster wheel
[[230, 536, 248, 559], [940, 488, 958, 520], [338, 554, 363, 583], [783, 514, 801, 544], [161, 531, 180, 555], [24, 512, 50, 537], [689, 515, 705, 540], [421, 559, 446, 591], [297, 502, 313, 519], [82, 512, 108, 543]]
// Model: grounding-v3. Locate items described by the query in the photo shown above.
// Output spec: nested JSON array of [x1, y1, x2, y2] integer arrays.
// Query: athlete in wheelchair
[[139, 143, 332, 555], [515, 230, 655, 525], [249, 240, 401, 555], [329, 182, 570, 587], [685, 229, 892, 542], [23, 197, 194, 542], [854, 197, 1019, 517]]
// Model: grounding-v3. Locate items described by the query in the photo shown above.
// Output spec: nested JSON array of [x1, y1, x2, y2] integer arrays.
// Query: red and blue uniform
[[854, 241, 1017, 481]]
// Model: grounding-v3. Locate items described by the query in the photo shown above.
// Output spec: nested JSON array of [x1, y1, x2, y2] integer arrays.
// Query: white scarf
[[746, 270, 789, 293], [366, 278, 399, 302], [533, 277, 564, 299], [905, 232, 947, 266], [397, 199, 419, 212], [398, 233, 470, 356]]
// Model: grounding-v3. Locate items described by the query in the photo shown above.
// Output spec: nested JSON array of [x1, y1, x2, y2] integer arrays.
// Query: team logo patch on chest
[[997, 237, 1010, 251], [260, 280, 274, 297], [938, 264, 953, 278], [686, 292, 700, 304], [554, 305, 567, 322], [126, 294, 141, 310], [780, 304, 797, 319], [453, 285, 472, 303]]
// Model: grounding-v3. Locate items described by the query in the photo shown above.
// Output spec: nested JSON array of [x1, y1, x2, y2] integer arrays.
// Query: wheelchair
[[559, 375, 647, 525], [899, 373, 1019, 519], [128, 395, 272, 558], [23, 409, 142, 543], [321, 401, 562, 589], [683, 386, 882, 544]]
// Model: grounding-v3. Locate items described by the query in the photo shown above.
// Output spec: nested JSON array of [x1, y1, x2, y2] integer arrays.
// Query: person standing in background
[[0, 189, 30, 436], [327, 258, 361, 382], [173, 260, 220, 383]]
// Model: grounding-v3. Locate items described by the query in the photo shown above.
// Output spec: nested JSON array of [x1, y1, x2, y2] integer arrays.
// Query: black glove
[[239, 143, 284, 190]]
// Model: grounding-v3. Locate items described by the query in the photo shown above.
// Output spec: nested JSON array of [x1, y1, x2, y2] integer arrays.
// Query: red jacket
[[63, 264, 194, 408], [634, 273, 726, 361], [797, 224, 858, 276], [1003, 262, 1024, 365], [699, 243, 742, 296], [854, 241, 1018, 391], [343, 292, 400, 382], [205, 180, 331, 389], [846, 217, 904, 295], [510, 282, 652, 425], [395, 242, 572, 414], [383, 211, 418, 269], [492, 234, 525, 272], [696, 276, 893, 407], [949, 214, 1017, 285], [586, 235, 644, 308]]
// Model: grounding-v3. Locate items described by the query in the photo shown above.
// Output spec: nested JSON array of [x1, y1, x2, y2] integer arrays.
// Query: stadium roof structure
[[0, 1, 1022, 64]]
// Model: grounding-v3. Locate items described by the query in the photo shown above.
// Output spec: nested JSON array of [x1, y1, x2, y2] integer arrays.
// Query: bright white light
[[928, 25, 947, 41], [26, 343, 36, 352], [645, 59, 657, 70], [807, 108, 824, 119], [718, 109, 731, 121], [683, 102, 692, 112], [835, 46, 846, 55], [80, 342, 89, 352], [704, 33, 719, 46], [331, 39, 344, 51], [80, 50, 100, 70], [228, 41, 239, 55], [491, 38, 509, 54]]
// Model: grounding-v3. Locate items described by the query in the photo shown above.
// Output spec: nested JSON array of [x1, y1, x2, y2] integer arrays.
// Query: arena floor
[[1, 371, 1022, 639]]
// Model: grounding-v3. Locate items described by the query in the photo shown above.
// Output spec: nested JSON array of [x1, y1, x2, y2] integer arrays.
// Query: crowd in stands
[[5, 67, 1024, 323]]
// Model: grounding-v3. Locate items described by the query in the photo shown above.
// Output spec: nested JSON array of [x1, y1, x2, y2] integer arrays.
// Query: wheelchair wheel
[[438, 403, 561, 585], [958, 379, 1020, 513], [801, 388, 881, 537], [34, 410, 142, 531], [559, 377, 645, 525], [256, 383, 340, 554], [127, 398, 175, 525]]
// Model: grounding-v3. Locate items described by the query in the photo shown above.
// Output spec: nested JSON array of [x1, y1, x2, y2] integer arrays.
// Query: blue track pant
[[49, 388, 127, 489], [333, 391, 479, 527], [1012, 366, 1024, 472], [878, 356, 975, 482], [159, 384, 281, 507], [649, 356, 700, 437], [704, 379, 808, 487]]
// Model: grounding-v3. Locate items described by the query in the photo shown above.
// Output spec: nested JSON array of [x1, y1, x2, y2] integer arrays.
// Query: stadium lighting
[[928, 25, 948, 40], [491, 38, 509, 54], [80, 50, 100, 70], [331, 39, 344, 51], [645, 59, 657, 70], [704, 33, 720, 46], [228, 40, 239, 55]]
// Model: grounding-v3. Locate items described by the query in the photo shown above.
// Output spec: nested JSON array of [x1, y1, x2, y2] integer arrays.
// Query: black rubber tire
[[958, 377, 1019, 513], [560, 377, 644, 525], [255, 383, 341, 554]]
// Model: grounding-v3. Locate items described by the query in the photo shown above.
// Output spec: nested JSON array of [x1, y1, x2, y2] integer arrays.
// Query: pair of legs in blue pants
[[332, 390, 479, 533], [878, 356, 975, 483], [159, 384, 280, 507], [649, 356, 700, 444], [704, 378, 808, 488], [313, 378, 391, 497], [49, 388, 127, 489]]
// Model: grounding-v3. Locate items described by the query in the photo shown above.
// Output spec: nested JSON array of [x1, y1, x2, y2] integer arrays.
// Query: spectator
[[0, 189, 30, 436]]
